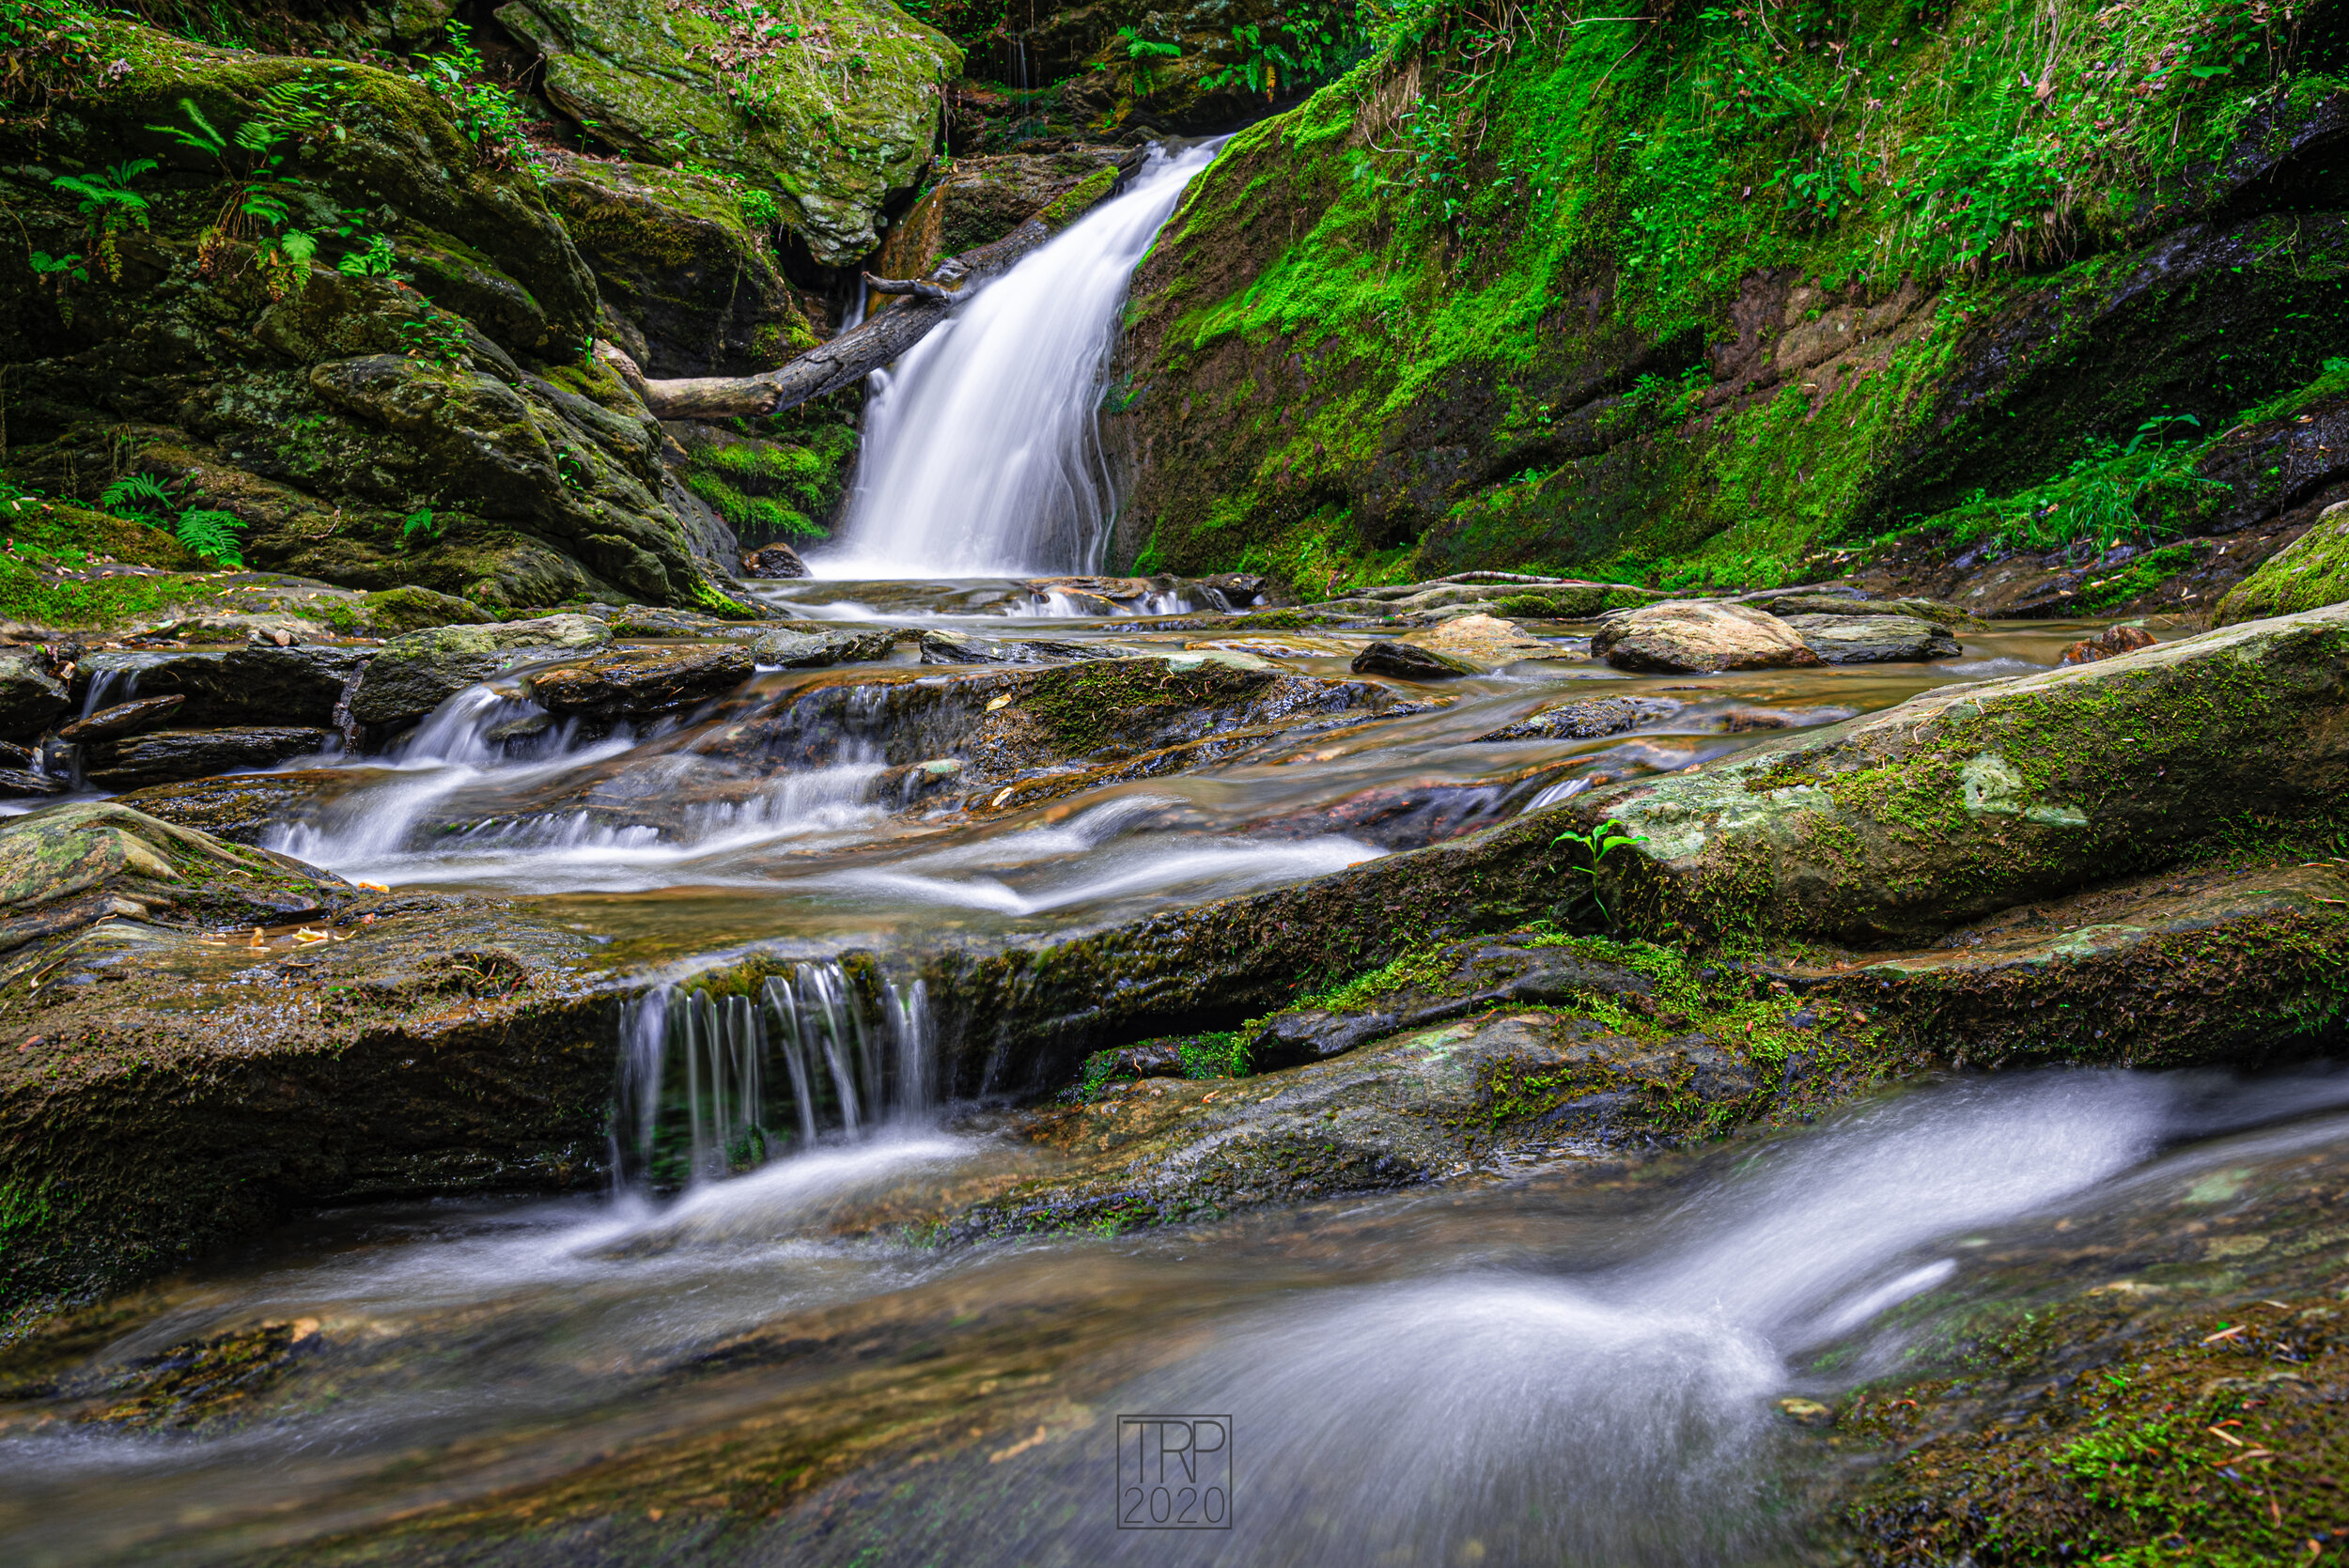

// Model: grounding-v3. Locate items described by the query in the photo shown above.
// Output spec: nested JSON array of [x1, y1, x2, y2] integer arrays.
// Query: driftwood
[[640, 155, 1142, 421]]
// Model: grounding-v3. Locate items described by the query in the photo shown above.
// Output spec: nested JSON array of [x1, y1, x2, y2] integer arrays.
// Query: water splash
[[613, 960, 941, 1189], [817, 143, 1223, 578]]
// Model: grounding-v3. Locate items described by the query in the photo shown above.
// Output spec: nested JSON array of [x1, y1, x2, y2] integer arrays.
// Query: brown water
[[12, 588, 2308, 1567]]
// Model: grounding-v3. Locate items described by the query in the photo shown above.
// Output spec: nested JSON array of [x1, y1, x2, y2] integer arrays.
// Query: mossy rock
[[346, 612, 611, 724], [1555, 601, 2349, 946], [0, 801, 354, 961], [495, 0, 961, 264], [542, 157, 819, 378], [2215, 500, 2349, 625], [870, 148, 1126, 278], [0, 503, 201, 571]]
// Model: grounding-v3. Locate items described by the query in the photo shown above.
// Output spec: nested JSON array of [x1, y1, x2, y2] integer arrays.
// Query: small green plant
[[1112, 26, 1181, 98], [398, 506, 440, 550], [26, 249, 87, 321], [410, 23, 535, 170], [554, 451, 593, 490], [739, 186, 781, 229], [98, 473, 174, 522], [336, 232, 399, 278], [174, 506, 245, 567], [50, 160, 154, 281], [1552, 817, 1648, 927], [397, 310, 470, 369]]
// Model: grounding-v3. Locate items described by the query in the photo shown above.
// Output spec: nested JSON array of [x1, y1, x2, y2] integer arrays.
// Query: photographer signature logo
[[1116, 1414, 1232, 1529]]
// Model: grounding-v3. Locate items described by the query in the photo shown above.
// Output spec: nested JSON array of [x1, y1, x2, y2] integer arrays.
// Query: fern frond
[[175, 507, 247, 567]]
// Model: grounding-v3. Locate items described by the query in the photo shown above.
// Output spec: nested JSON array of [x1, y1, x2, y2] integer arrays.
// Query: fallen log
[[640, 160, 1137, 421]]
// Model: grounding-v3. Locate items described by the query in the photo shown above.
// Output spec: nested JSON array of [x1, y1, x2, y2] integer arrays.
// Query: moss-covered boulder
[[0, 883, 617, 1312], [0, 20, 734, 611], [870, 147, 1128, 278], [346, 613, 610, 724], [2215, 500, 2349, 625], [1557, 602, 2349, 946], [0, 801, 355, 961], [494, 0, 961, 263], [541, 156, 823, 378]]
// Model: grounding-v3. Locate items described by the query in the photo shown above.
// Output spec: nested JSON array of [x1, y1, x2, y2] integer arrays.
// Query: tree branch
[[640, 157, 1140, 421]]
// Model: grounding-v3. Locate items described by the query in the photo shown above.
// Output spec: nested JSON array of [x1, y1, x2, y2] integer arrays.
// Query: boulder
[[1475, 696, 1682, 742], [83, 728, 335, 790], [0, 651, 69, 742], [1780, 613, 1961, 663], [741, 541, 810, 580], [0, 879, 612, 1312], [346, 615, 611, 726], [493, 0, 961, 264], [1554, 601, 2349, 945], [0, 801, 353, 958], [917, 630, 1129, 665], [0, 768, 67, 799], [2215, 499, 2349, 625], [1403, 613, 1560, 667], [2061, 624, 2160, 664], [1591, 601, 1826, 673], [871, 148, 1129, 278], [73, 645, 371, 729], [525, 644, 754, 718], [751, 629, 899, 667], [1759, 592, 1979, 629], [58, 694, 187, 744], [1350, 641, 1479, 678]]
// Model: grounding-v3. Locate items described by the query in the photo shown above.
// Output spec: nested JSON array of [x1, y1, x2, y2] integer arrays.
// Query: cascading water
[[613, 961, 940, 1189], [816, 142, 1223, 578]]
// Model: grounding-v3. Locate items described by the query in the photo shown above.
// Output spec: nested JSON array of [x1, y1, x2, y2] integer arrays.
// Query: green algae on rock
[[0, 886, 618, 1314], [345, 613, 612, 725], [1555, 602, 2349, 946], [2216, 499, 2349, 626], [495, 0, 960, 264]]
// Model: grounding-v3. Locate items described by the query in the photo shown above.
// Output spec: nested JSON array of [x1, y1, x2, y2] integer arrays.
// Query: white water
[[817, 143, 1223, 579]]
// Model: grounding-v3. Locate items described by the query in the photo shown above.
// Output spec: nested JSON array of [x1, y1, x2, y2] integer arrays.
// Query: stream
[[5, 135, 2331, 1568]]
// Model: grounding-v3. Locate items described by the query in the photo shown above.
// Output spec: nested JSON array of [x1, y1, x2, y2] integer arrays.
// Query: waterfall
[[815, 141, 1223, 579], [611, 960, 940, 1189]]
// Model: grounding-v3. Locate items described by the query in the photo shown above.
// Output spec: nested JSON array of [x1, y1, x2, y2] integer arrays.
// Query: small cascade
[[612, 960, 940, 1189]]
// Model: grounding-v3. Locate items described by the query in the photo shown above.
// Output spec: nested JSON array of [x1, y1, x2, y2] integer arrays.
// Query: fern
[[174, 507, 246, 567], [98, 474, 173, 520], [148, 99, 229, 162]]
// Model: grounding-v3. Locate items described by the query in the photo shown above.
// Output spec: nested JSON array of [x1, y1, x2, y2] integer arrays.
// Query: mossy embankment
[[1108, 0, 2349, 601]]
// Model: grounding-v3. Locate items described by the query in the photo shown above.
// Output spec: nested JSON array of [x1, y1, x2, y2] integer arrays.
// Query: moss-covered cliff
[[1107, 0, 2349, 597]]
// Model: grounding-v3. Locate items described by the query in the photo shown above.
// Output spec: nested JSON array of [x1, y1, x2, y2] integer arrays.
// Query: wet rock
[[58, 694, 186, 744], [1475, 696, 1681, 742], [2061, 624, 2160, 664], [1764, 860, 2349, 1066], [83, 728, 335, 790], [1758, 591, 1978, 629], [1350, 640, 1479, 678], [1187, 633, 1357, 658], [1591, 601, 1825, 673], [1199, 572, 1272, 609], [1553, 601, 2349, 945], [0, 801, 353, 959], [1404, 613, 1561, 667], [600, 605, 739, 638], [741, 541, 810, 580], [74, 645, 371, 729], [1249, 939, 1657, 1069], [1777, 1397, 1834, 1426], [0, 651, 69, 742], [0, 768, 67, 799], [1780, 613, 1961, 663], [918, 629, 1131, 665], [0, 882, 614, 1312], [346, 615, 611, 726], [525, 644, 754, 719], [351, 586, 499, 635], [111, 770, 351, 846], [2216, 497, 2349, 626], [752, 629, 900, 667]]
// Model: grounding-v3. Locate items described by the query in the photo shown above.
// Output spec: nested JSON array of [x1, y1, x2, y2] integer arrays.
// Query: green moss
[[2216, 506, 2349, 624]]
